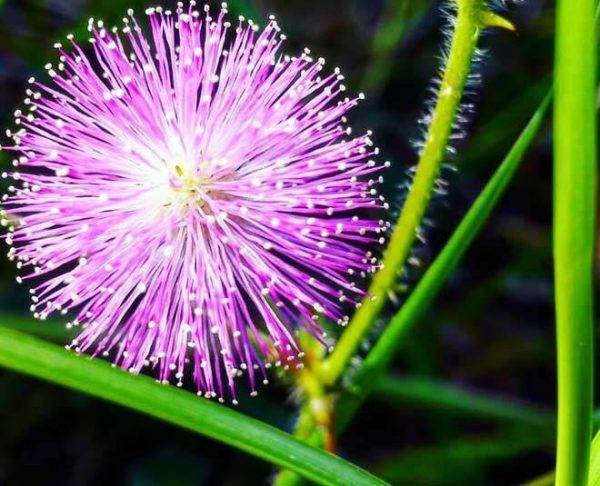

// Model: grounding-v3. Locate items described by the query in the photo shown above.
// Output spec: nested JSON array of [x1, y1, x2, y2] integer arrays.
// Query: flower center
[[167, 164, 210, 210]]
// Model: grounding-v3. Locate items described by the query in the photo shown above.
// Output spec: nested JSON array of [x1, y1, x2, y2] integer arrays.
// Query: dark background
[[0, 0, 589, 485]]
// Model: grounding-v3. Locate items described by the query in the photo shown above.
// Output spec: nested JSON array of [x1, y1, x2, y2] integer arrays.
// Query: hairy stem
[[274, 3, 514, 485], [320, 0, 511, 386], [275, 80, 551, 486]]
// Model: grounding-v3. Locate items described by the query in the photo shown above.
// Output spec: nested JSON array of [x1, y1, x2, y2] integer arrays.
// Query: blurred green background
[[0, 0, 588, 485]]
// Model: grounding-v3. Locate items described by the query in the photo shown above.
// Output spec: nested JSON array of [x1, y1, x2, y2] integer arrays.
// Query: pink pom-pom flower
[[1, 1, 388, 401]]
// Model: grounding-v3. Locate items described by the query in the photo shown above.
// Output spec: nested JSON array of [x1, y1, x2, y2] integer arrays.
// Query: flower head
[[1, 2, 387, 401]]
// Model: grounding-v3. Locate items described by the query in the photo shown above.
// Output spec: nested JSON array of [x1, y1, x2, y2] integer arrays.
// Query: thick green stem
[[321, 0, 508, 385], [553, 0, 597, 484], [274, 4, 513, 485]]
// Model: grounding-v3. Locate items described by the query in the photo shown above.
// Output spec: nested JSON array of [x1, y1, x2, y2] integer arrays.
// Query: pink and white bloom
[[1, 2, 387, 401]]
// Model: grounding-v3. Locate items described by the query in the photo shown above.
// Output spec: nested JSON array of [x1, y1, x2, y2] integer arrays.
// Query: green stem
[[276, 6, 516, 485], [294, 368, 334, 445], [321, 0, 510, 386], [274, 83, 551, 486], [299, 84, 553, 464], [351, 90, 552, 394], [553, 0, 597, 484]]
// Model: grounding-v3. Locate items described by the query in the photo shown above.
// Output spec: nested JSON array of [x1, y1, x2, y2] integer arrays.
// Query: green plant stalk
[[275, 4, 495, 481], [0, 326, 387, 486], [293, 367, 334, 448], [350, 90, 552, 396], [520, 428, 600, 486], [321, 0, 511, 386], [553, 0, 597, 484], [277, 50, 544, 486], [283, 88, 553, 478]]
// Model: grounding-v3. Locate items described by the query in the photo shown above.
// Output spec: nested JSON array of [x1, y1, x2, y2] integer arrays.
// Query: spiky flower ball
[[1, 2, 388, 401]]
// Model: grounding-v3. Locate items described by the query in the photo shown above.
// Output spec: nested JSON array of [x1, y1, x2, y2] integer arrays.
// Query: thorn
[[479, 11, 516, 32]]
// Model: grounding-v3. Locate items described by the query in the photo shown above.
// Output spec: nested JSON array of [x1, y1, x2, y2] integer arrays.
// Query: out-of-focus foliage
[[0, 1, 589, 485]]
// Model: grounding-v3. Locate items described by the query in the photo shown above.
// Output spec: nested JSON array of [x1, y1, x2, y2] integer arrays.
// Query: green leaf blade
[[589, 431, 600, 486], [0, 326, 387, 486]]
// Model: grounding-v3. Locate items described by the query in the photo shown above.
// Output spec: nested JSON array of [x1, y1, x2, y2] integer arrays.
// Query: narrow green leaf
[[553, 0, 597, 483], [0, 326, 387, 486], [589, 431, 600, 486], [352, 90, 553, 389]]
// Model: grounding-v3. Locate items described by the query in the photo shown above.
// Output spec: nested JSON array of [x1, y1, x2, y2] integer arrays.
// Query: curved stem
[[331, 86, 552, 434], [274, 4, 515, 485], [553, 0, 597, 484], [350, 92, 552, 391], [320, 0, 511, 385], [278, 72, 552, 486], [294, 368, 335, 450]]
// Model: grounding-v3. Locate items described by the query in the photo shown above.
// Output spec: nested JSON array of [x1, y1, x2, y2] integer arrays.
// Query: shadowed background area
[[0, 0, 592, 485]]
